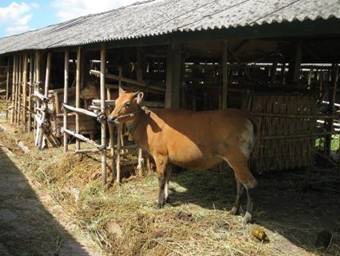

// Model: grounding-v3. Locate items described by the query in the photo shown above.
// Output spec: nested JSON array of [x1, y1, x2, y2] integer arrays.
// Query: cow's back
[[146, 109, 251, 169]]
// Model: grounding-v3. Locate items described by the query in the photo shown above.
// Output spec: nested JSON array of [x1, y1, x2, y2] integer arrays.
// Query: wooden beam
[[165, 43, 182, 109], [76, 47, 81, 150], [221, 41, 228, 110], [100, 46, 107, 185], [63, 50, 69, 153]]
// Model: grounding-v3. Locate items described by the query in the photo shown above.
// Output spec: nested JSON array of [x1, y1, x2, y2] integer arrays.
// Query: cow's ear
[[134, 91, 144, 104]]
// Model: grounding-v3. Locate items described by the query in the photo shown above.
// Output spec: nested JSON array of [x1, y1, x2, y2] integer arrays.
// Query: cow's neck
[[126, 108, 149, 149]]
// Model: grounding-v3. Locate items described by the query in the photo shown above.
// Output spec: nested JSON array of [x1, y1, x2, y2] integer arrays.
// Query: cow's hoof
[[243, 212, 252, 224], [155, 202, 164, 209], [230, 206, 239, 215]]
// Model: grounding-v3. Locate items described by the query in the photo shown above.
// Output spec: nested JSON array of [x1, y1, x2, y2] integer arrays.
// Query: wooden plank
[[76, 47, 81, 150], [63, 50, 69, 153], [100, 47, 107, 185]]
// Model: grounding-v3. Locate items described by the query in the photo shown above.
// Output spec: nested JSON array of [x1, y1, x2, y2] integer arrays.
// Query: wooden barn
[[0, 0, 339, 182]]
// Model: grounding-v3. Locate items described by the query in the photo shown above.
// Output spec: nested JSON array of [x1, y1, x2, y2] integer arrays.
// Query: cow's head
[[108, 87, 144, 124]]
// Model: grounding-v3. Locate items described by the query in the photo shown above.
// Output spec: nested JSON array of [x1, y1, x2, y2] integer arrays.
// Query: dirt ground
[[0, 111, 339, 255], [0, 117, 103, 255]]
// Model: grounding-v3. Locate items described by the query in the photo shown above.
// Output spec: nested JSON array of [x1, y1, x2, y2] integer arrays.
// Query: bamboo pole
[[5, 58, 10, 101], [28, 54, 33, 132], [76, 47, 81, 151], [44, 52, 51, 98], [11, 56, 16, 123], [325, 64, 339, 155], [17, 55, 22, 124], [22, 54, 28, 130], [63, 128, 102, 148], [63, 104, 97, 118], [63, 50, 69, 153], [100, 47, 107, 184]]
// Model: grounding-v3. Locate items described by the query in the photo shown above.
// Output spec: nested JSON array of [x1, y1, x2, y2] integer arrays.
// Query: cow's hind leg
[[230, 178, 244, 215], [222, 149, 257, 224], [154, 155, 169, 208], [164, 165, 172, 203]]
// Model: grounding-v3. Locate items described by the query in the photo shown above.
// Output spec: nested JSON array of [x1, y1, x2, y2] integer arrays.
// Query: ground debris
[[251, 226, 270, 243]]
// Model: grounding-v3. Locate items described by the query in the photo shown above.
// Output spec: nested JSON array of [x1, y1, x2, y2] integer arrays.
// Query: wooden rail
[[63, 104, 98, 118], [90, 69, 165, 93], [63, 128, 102, 148]]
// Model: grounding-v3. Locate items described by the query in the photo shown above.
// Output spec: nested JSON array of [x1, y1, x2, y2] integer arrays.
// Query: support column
[[44, 52, 51, 98], [165, 43, 182, 109], [63, 50, 69, 153], [325, 64, 339, 155], [100, 47, 107, 184], [17, 55, 22, 124], [28, 54, 34, 132], [287, 41, 302, 85], [11, 56, 16, 123], [75, 47, 81, 150], [5, 58, 10, 101], [22, 54, 28, 130], [221, 41, 228, 110]]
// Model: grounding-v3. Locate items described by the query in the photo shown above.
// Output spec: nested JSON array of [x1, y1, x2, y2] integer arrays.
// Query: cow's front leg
[[154, 155, 168, 208]]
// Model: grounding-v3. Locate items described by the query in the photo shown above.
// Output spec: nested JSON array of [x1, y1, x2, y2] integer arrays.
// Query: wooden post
[[5, 58, 10, 101], [222, 41, 228, 110], [28, 54, 34, 132], [75, 47, 81, 151], [44, 52, 51, 98], [325, 64, 339, 155], [33, 51, 41, 136], [100, 47, 107, 184], [165, 43, 182, 109], [11, 56, 16, 123], [17, 55, 22, 125], [22, 54, 28, 130], [287, 41, 302, 85], [116, 125, 122, 183], [63, 50, 69, 153]]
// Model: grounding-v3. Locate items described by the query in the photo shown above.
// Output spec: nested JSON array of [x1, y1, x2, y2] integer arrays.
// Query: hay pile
[[2, 117, 337, 256]]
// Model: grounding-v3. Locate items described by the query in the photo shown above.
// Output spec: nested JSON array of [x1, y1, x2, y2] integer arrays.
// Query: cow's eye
[[124, 102, 131, 108]]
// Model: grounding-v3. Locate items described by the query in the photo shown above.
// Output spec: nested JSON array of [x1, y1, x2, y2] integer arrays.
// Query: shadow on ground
[[168, 166, 340, 255], [0, 147, 91, 256]]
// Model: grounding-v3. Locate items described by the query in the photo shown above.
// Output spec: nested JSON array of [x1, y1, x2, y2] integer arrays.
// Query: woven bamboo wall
[[243, 93, 316, 173]]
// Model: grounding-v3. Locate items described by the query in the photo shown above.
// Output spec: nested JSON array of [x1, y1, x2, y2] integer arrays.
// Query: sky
[[0, 0, 138, 37]]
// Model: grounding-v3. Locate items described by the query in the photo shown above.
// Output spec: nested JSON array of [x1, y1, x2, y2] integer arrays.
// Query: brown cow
[[108, 87, 257, 223]]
